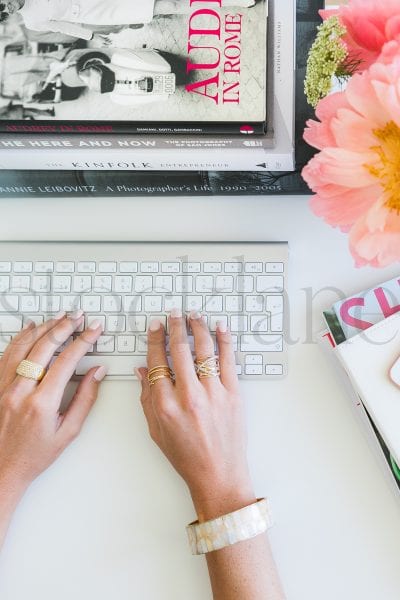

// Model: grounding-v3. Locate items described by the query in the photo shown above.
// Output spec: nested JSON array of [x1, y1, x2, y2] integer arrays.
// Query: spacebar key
[[75, 356, 146, 376]]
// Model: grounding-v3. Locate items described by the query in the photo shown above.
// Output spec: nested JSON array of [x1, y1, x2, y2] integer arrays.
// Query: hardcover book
[[0, 0, 268, 134]]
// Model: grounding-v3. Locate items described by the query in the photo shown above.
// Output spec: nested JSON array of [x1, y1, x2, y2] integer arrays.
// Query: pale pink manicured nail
[[93, 366, 107, 382], [70, 309, 84, 320], [149, 318, 161, 332], [88, 319, 103, 331], [134, 367, 143, 381], [54, 311, 66, 320], [170, 307, 182, 319], [190, 311, 202, 320], [22, 319, 34, 330], [217, 321, 228, 333]]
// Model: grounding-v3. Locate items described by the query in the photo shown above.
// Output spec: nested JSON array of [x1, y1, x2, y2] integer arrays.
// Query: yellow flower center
[[367, 121, 400, 213]]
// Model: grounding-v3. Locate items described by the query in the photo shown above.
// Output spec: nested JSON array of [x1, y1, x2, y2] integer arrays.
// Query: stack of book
[[321, 277, 400, 498], [0, 0, 322, 197]]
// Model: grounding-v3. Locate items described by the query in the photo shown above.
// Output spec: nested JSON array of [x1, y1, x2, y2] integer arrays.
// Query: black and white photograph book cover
[[0, 0, 268, 133]]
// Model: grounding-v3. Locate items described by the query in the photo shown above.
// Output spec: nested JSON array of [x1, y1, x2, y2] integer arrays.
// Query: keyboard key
[[266, 364, 284, 376], [240, 335, 283, 353], [205, 296, 223, 312], [250, 315, 269, 333], [0, 262, 11, 273], [164, 296, 183, 312], [161, 262, 180, 273], [137, 335, 148, 353], [265, 263, 284, 273], [215, 275, 233, 292], [0, 296, 19, 312], [196, 276, 213, 293], [96, 335, 115, 353], [256, 276, 284, 293], [103, 296, 122, 312], [209, 315, 228, 332], [62, 295, 81, 311], [246, 295, 264, 312], [135, 276, 153, 293], [20, 296, 40, 312], [225, 295, 243, 312], [120, 262, 138, 273], [204, 262, 222, 273], [182, 262, 200, 273], [155, 276, 173, 293], [117, 336, 136, 352], [245, 354, 263, 365], [0, 276, 9, 292], [175, 276, 193, 294], [32, 275, 51, 293], [14, 262, 32, 273], [82, 296, 101, 312], [56, 262, 75, 273], [144, 296, 163, 312], [245, 365, 263, 375], [266, 295, 284, 332], [123, 296, 142, 313], [73, 275, 92, 293], [0, 335, 11, 352], [225, 262, 243, 273], [99, 262, 117, 273], [35, 262, 53, 273], [230, 315, 248, 332], [107, 316, 126, 333], [11, 275, 30, 291], [237, 276, 254, 293], [94, 276, 112, 292], [0, 315, 22, 332], [186, 296, 203, 311], [41, 296, 61, 313], [245, 262, 262, 273], [127, 315, 147, 332], [114, 276, 133, 293], [75, 355, 145, 376], [77, 262, 96, 273], [53, 276, 72, 293], [141, 262, 158, 273], [87, 315, 105, 331]]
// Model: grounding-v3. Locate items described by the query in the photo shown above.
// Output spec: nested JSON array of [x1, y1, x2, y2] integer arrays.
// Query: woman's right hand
[[137, 310, 256, 522]]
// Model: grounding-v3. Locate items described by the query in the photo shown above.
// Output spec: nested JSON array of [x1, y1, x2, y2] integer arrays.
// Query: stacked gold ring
[[194, 356, 220, 379], [147, 365, 174, 387]]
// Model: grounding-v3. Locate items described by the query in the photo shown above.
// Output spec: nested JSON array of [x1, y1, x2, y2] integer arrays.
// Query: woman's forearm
[[192, 486, 286, 600]]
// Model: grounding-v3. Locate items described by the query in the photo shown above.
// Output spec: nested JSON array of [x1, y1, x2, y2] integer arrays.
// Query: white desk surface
[[0, 194, 400, 600]]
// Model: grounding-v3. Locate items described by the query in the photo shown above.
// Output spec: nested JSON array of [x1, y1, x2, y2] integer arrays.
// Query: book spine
[[0, 121, 267, 136], [0, 169, 308, 196], [0, 148, 294, 172]]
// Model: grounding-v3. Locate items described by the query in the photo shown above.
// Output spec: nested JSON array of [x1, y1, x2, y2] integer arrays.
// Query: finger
[[41, 319, 105, 401], [147, 318, 174, 397], [168, 308, 198, 389], [0, 312, 67, 394], [136, 367, 161, 444], [12, 310, 85, 394], [216, 322, 239, 394], [0, 312, 65, 378], [57, 366, 106, 446], [189, 311, 221, 391]]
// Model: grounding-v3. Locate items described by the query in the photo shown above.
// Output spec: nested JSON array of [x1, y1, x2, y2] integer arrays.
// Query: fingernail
[[170, 308, 182, 319], [190, 311, 202, 320], [22, 319, 35, 330], [134, 367, 143, 381], [88, 319, 103, 331], [93, 365, 107, 382], [217, 321, 228, 333], [54, 311, 66, 320], [70, 309, 84, 320], [149, 318, 161, 332]]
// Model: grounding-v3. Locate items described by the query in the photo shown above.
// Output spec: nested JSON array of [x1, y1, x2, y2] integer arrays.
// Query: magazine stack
[[0, 0, 311, 197]]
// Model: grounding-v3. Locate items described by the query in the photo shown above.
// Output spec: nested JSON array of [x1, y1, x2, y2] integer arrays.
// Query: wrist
[[0, 468, 30, 510], [190, 476, 256, 523]]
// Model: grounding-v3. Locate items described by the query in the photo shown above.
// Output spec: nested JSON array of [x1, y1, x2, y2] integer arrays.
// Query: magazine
[[0, 0, 268, 134]]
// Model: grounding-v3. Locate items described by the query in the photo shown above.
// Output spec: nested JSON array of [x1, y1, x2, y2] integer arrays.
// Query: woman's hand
[[0, 311, 106, 496], [137, 309, 256, 522], [91, 33, 112, 46]]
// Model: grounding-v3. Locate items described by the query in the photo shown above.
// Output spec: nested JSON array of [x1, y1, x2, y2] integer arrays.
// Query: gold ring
[[194, 356, 220, 379], [16, 359, 47, 382], [148, 365, 174, 387]]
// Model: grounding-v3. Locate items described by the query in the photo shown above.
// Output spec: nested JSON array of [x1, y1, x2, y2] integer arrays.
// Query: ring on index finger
[[194, 356, 220, 379]]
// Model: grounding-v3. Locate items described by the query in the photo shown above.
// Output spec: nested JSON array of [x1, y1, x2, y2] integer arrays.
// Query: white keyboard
[[0, 242, 288, 380]]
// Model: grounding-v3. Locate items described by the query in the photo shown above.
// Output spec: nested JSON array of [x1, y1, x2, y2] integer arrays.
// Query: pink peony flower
[[321, 0, 400, 70], [302, 41, 400, 268]]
